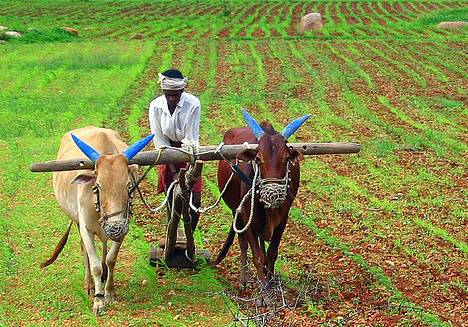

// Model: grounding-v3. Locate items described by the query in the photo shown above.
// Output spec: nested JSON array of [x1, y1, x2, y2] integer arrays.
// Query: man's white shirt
[[148, 92, 201, 149]]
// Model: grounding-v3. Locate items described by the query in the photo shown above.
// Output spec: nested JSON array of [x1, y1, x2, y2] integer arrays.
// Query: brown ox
[[42, 126, 153, 315], [214, 110, 310, 286]]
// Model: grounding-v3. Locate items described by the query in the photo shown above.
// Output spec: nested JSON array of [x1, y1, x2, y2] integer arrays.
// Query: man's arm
[[181, 103, 201, 146], [149, 101, 179, 177], [148, 101, 171, 149]]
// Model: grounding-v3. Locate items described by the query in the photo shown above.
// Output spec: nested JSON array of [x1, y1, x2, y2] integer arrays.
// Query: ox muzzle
[[255, 160, 291, 209], [92, 184, 133, 242]]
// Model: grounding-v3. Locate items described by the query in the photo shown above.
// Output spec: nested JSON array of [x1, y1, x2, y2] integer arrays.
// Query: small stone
[[300, 13, 323, 32], [132, 33, 144, 40], [5, 31, 22, 37], [437, 21, 468, 29], [61, 27, 79, 36], [0, 25, 7, 31]]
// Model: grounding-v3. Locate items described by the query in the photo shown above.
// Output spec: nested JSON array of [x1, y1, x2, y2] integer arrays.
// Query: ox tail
[[40, 221, 73, 268], [213, 224, 235, 265]]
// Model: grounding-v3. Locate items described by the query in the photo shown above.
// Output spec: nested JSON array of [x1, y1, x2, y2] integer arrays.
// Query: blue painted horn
[[280, 114, 312, 139], [241, 109, 265, 140], [123, 134, 154, 160], [71, 133, 101, 162]]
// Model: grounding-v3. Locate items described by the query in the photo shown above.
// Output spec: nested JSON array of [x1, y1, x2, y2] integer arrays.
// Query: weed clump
[[417, 8, 468, 26], [2, 27, 78, 44]]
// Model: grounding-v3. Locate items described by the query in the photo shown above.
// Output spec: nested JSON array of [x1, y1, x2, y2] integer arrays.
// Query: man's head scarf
[[159, 73, 188, 91]]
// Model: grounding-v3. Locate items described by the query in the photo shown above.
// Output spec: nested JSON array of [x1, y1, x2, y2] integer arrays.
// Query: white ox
[[42, 126, 153, 315]]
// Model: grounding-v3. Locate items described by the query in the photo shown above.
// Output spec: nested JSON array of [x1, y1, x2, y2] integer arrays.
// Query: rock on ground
[[132, 33, 144, 40], [300, 13, 323, 32], [5, 31, 22, 37], [0, 25, 7, 31], [437, 21, 468, 29]]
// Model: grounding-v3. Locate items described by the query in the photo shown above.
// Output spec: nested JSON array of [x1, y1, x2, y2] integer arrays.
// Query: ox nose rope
[[232, 164, 260, 234]]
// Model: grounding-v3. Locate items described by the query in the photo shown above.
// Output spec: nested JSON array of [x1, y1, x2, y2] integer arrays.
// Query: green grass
[[0, 27, 78, 43], [1, 1, 467, 325], [0, 39, 231, 325], [417, 7, 468, 25]]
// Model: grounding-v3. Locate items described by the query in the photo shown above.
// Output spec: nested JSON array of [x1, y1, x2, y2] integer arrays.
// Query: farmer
[[148, 69, 202, 232]]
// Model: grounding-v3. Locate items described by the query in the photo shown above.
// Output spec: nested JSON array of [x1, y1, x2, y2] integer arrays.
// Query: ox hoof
[[240, 270, 251, 288], [93, 298, 106, 316], [105, 292, 117, 305], [93, 305, 106, 316]]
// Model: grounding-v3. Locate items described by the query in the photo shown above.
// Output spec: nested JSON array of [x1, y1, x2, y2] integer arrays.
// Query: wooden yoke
[[30, 143, 360, 172]]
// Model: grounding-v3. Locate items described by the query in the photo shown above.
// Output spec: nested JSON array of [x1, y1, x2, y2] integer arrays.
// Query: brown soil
[[270, 29, 281, 37], [352, 2, 370, 25], [265, 3, 285, 24], [217, 29, 230, 38], [382, 2, 407, 21], [340, 2, 358, 25], [238, 3, 270, 37], [402, 2, 425, 15], [362, 2, 386, 25], [252, 40, 466, 326], [252, 28, 265, 38], [285, 3, 303, 36], [371, 2, 398, 23], [328, 2, 341, 24], [317, 3, 327, 25], [214, 41, 237, 97]]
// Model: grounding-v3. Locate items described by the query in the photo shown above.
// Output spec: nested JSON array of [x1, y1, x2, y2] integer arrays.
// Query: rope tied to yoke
[[133, 141, 292, 236], [189, 141, 249, 214]]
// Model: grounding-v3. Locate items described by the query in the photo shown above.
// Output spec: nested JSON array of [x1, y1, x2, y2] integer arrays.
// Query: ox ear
[[288, 148, 303, 164], [242, 109, 265, 140], [70, 172, 95, 185], [237, 149, 257, 162], [281, 114, 312, 139], [123, 134, 154, 161]]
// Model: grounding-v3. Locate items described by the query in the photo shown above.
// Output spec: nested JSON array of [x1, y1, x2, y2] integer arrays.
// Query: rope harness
[[126, 142, 293, 236], [256, 160, 292, 209], [91, 168, 142, 242], [231, 160, 292, 233]]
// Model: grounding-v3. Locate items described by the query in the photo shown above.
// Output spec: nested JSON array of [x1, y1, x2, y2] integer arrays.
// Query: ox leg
[[101, 241, 108, 284], [245, 230, 272, 306], [105, 240, 122, 304], [81, 240, 93, 295], [266, 219, 287, 280], [245, 230, 267, 286], [238, 233, 250, 288], [79, 223, 106, 315], [259, 240, 267, 276]]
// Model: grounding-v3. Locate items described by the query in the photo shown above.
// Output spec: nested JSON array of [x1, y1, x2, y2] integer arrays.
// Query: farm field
[[0, 0, 466, 326]]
